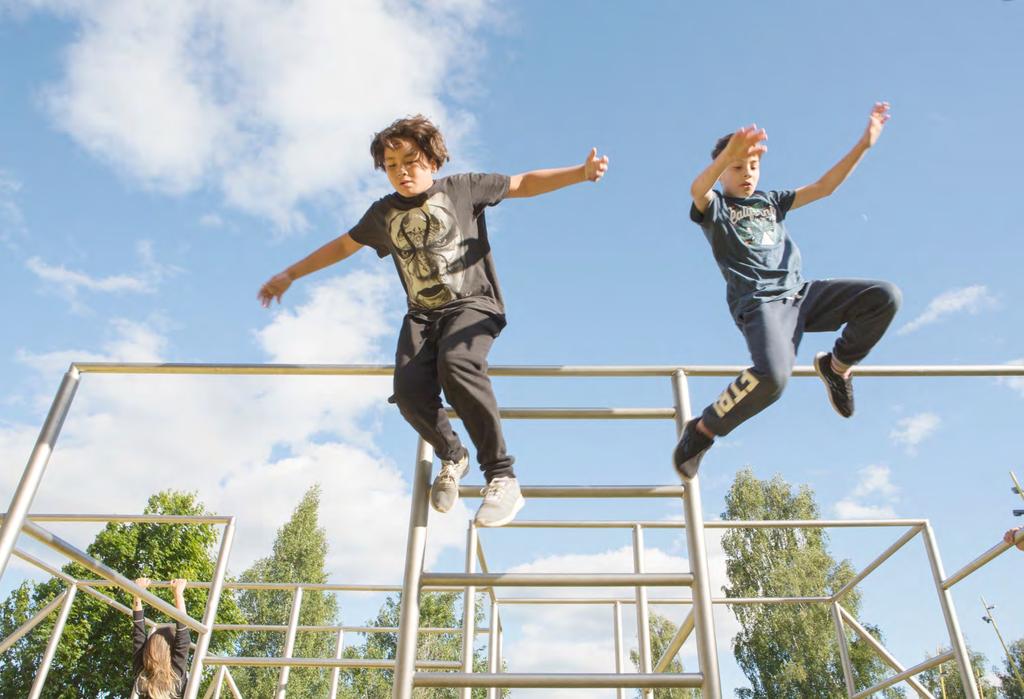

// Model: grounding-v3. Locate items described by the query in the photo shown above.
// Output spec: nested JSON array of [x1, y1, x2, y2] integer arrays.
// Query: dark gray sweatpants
[[701, 279, 901, 436], [392, 307, 515, 482]]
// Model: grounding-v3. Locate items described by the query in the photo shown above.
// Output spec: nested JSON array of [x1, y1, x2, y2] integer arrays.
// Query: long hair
[[136, 629, 179, 699]]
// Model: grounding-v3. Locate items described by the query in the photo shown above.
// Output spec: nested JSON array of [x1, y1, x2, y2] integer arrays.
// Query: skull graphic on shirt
[[386, 193, 463, 309]]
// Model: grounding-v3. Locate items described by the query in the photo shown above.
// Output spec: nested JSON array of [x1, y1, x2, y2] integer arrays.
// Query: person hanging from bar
[[131, 577, 191, 699], [1006, 528, 1024, 551]]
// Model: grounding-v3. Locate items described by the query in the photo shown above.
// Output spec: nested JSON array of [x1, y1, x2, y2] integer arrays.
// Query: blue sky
[[2, 0, 1022, 695]]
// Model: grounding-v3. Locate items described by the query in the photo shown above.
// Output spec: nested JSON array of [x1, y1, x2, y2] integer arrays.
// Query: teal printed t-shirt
[[689, 189, 803, 322]]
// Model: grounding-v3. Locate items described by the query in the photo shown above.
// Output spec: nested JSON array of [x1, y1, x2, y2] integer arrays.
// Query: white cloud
[[889, 412, 941, 454], [834, 465, 899, 519], [897, 285, 996, 335], [23, 0, 496, 230], [0, 169, 27, 248]]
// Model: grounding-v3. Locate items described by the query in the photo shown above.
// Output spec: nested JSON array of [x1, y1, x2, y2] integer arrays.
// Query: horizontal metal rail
[[212, 624, 483, 635], [490, 596, 832, 605], [459, 486, 686, 499], [413, 672, 704, 689], [852, 650, 954, 699], [452, 408, 675, 420], [420, 573, 693, 588], [500, 518, 926, 528], [5, 514, 233, 524], [76, 580, 462, 593], [204, 656, 460, 670], [943, 529, 1024, 589]]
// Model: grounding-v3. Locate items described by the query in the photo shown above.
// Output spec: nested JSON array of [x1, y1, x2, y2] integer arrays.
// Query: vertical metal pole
[[392, 439, 434, 699], [185, 518, 237, 699], [487, 598, 499, 699], [982, 595, 1024, 691], [328, 629, 344, 699], [613, 601, 625, 699], [671, 370, 722, 699], [460, 522, 479, 699], [211, 665, 227, 699], [27, 583, 77, 699], [633, 524, 654, 699], [0, 366, 80, 582], [922, 523, 980, 699], [275, 587, 304, 699], [224, 668, 244, 699], [831, 602, 855, 697]]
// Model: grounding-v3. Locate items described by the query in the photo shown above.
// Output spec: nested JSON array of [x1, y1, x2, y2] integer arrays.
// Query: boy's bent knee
[[872, 281, 902, 313]]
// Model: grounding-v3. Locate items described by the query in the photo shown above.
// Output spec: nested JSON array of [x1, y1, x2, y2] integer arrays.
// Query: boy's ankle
[[695, 419, 715, 439], [830, 355, 852, 378]]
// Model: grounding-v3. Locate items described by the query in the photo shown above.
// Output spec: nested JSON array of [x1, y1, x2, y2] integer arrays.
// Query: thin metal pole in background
[[275, 586, 304, 699], [27, 583, 77, 699], [633, 524, 653, 699], [487, 598, 500, 699], [328, 629, 344, 699], [460, 522, 479, 699], [185, 517, 237, 699], [831, 602, 856, 697], [0, 366, 80, 581], [392, 439, 434, 699], [671, 369, 722, 699], [613, 601, 625, 699]]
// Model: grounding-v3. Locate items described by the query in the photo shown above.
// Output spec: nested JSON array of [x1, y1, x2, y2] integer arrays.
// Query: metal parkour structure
[[2, 363, 1024, 699]]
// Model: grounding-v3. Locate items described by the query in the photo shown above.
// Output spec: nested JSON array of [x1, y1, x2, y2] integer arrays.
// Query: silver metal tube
[[224, 668, 244, 699], [653, 609, 695, 673], [633, 524, 653, 699], [14, 514, 232, 524], [0, 588, 70, 654], [943, 530, 1024, 589], [452, 407, 676, 420], [921, 524, 980, 699], [832, 602, 856, 697], [276, 587, 304, 699], [837, 604, 933, 698], [832, 526, 922, 602], [202, 674, 216, 699], [487, 598, 499, 699], [672, 370, 722, 699], [211, 624, 471, 634], [493, 595, 830, 605], [420, 573, 694, 587], [851, 650, 954, 699], [613, 601, 625, 699], [184, 517, 236, 699], [460, 523, 479, 699], [459, 485, 685, 498], [211, 666, 227, 699], [0, 366, 80, 581], [327, 629, 344, 699], [21, 520, 206, 632], [498, 518, 925, 528], [27, 583, 77, 699], [204, 656, 461, 669], [392, 439, 434, 699], [413, 672, 704, 689]]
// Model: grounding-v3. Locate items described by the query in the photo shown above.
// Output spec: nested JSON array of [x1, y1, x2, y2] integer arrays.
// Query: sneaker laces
[[481, 477, 510, 502], [437, 460, 462, 483]]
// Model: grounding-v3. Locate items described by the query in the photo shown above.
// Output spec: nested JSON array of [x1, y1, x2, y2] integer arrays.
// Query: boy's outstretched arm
[[506, 148, 609, 198], [791, 102, 890, 210], [257, 233, 363, 307], [690, 126, 767, 212]]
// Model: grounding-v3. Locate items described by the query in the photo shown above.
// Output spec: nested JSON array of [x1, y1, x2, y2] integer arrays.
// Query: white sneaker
[[474, 477, 525, 528], [430, 452, 469, 513]]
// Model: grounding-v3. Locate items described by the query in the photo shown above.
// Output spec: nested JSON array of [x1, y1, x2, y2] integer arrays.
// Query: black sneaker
[[673, 418, 714, 480], [814, 352, 854, 418]]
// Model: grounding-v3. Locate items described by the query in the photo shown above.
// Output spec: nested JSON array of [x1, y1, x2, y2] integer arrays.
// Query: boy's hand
[[1006, 528, 1024, 551], [583, 147, 609, 182], [135, 577, 151, 590], [723, 125, 768, 161], [258, 272, 293, 307], [861, 101, 891, 148], [170, 578, 187, 594]]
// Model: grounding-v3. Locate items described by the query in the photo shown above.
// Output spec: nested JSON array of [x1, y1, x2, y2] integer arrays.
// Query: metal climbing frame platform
[[2, 362, 1023, 698]]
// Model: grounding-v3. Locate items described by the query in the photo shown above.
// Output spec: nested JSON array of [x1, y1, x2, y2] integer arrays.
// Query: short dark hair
[[370, 115, 450, 171], [711, 133, 734, 160]]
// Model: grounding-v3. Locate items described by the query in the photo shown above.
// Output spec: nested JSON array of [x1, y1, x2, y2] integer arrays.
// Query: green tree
[[629, 611, 698, 699], [0, 490, 245, 698], [722, 469, 903, 699], [342, 591, 504, 698], [995, 638, 1024, 699], [233, 485, 339, 698], [919, 647, 995, 698]]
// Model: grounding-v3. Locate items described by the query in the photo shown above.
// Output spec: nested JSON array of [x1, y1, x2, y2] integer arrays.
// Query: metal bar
[[20, 520, 206, 632], [211, 666, 227, 699], [633, 524, 653, 699], [328, 629, 343, 699], [413, 672, 705, 689], [832, 602, 856, 697], [202, 674, 217, 699], [613, 601, 625, 699], [211, 624, 475, 634], [459, 486, 685, 498], [921, 524, 980, 699], [392, 439, 433, 699], [70, 361, 1024, 378], [185, 517, 236, 699], [11, 514, 233, 524], [0, 588, 70, 654], [460, 523, 479, 699], [492, 596, 830, 605], [832, 525, 922, 602], [943, 529, 1024, 589], [27, 583, 77, 699], [838, 604, 933, 698], [276, 587, 303, 699], [451, 407, 675, 420], [420, 573, 694, 587], [851, 650, 955, 699], [0, 366, 80, 581], [653, 609, 695, 673], [75, 580, 461, 592], [672, 369, 722, 699], [204, 656, 461, 669], [487, 598, 499, 699], [224, 668, 244, 699], [500, 518, 927, 528]]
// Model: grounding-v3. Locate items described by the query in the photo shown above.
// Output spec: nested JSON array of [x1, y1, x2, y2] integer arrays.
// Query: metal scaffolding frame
[[2, 362, 1023, 698]]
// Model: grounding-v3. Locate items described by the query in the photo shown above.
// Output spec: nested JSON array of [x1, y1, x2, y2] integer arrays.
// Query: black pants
[[392, 308, 515, 482], [701, 279, 901, 436]]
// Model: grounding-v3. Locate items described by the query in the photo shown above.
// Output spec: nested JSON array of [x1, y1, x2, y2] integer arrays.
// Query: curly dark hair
[[370, 115, 450, 171], [711, 133, 735, 160]]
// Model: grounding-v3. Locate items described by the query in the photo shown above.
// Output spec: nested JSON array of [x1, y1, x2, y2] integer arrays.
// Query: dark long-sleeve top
[[132, 609, 191, 697]]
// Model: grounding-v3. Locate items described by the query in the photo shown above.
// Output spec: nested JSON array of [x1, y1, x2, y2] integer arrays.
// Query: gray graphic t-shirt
[[349, 173, 510, 318], [689, 189, 803, 322]]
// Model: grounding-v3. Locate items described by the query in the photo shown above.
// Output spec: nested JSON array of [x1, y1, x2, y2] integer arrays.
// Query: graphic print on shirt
[[727, 202, 781, 247], [386, 192, 463, 309]]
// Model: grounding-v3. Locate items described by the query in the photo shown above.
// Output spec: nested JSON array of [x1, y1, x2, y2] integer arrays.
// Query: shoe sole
[[430, 459, 470, 513], [813, 352, 851, 418], [674, 445, 710, 481], [475, 495, 525, 528]]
